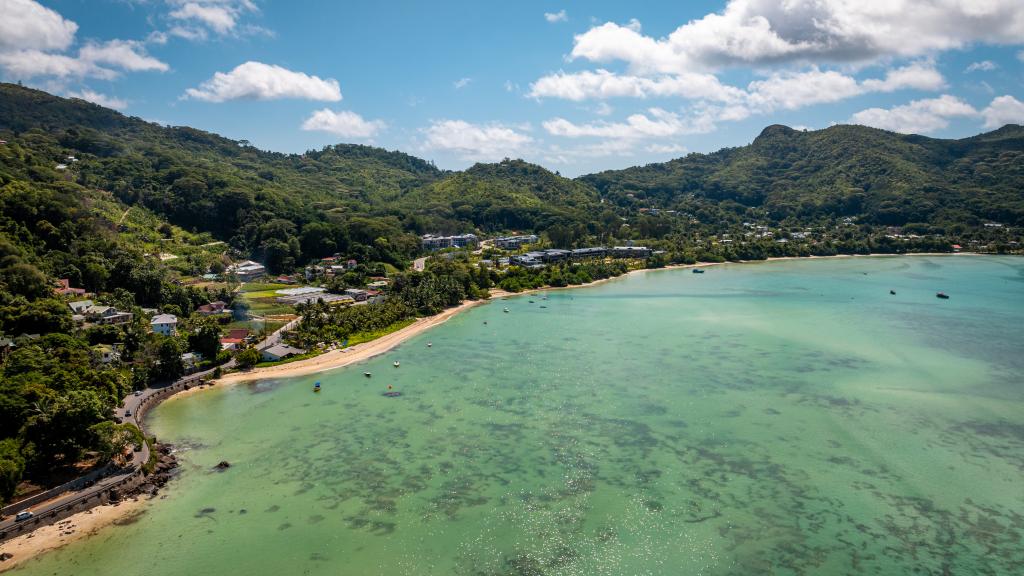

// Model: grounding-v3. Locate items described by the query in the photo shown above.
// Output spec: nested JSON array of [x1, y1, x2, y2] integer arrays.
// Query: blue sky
[[2, 0, 1023, 175]]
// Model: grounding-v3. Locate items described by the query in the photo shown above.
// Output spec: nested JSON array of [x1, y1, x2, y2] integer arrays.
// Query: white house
[[227, 260, 267, 281], [151, 313, 178, 336]]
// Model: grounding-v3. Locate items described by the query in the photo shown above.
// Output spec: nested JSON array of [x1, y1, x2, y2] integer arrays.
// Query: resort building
[[541, 249, 572, 263], [571, 247, 607, 259], [610, 246, 652, 258], [151, 313, 178, 336], [421, 233, 479, 250], [495, 235, 539, 250]]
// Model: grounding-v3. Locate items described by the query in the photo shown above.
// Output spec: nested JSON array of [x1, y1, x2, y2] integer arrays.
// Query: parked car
[[124, 410, 132, 417], [15, 511, 33, 522], [134, 390, 143, 396]]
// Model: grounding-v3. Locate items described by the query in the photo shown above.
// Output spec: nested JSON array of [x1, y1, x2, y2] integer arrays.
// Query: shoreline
[[0, 497, 149, 572], [0, 250, 985, 568]]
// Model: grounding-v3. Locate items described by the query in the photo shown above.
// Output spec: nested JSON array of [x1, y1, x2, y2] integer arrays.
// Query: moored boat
[[936, 292, 950, 299], [313, 381, 321, 392], [393, 361, 400, 367], [693, 268, 705, 274]]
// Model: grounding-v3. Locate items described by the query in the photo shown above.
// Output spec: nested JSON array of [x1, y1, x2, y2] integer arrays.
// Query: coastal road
[[1, 318, 304, 534]]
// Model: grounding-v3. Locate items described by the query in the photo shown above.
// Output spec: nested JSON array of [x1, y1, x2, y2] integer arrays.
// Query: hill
[[580, 123, 1024, 230]]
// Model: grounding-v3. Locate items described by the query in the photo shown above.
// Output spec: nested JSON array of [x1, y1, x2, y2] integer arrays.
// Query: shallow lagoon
[[13, 256, 1024, 575]]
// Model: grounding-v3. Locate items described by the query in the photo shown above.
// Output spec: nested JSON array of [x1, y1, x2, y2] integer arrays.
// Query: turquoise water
[[11, 256, 1024, 575]]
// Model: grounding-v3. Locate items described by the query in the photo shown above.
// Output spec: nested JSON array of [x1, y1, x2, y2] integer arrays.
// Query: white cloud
[[570, 1, 1024, 74], [646, 142, 687, 154], [849, 95, 977, 134], [860, 61, 946, 92], [453, 77, 472, 89], [544, 108, 715, 139], [301, 109, 384, 138], [529, 69, 746, 102], [965, 60, 997, 72], [593, 102, 613, 116], [0, 50, 115, 79], [183, 61, 342, 102], [422, 120, 532, 161], [167, 25, 208, 41], [0, 0, 78, 52], [544, 10, 567, 23], [169, 2, 240, 34], [79, 40, 169, 72], [67, 89, 128, 110], [981, 95, 1024, 128]]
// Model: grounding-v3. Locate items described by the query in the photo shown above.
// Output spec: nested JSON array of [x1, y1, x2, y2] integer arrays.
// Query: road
[[413, 257, 426, 271], [1, 314, 300, 533]]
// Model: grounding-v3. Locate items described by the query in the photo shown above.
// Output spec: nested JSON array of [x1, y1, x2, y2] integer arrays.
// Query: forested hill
[[581, 123, 1024, 228], [0, 82, 600, 270]]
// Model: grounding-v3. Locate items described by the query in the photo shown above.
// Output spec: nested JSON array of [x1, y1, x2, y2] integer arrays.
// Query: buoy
[[387, 384, 392, 390]]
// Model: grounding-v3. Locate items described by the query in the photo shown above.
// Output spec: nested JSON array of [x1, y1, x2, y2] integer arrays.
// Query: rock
[[215, 461, 231, 470], [0, 552, 13, 561]]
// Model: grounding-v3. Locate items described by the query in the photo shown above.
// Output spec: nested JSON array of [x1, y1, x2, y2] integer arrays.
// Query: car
[[124, 410, 132, 417], [134, 390, 143, 397], [15, 511, 33, 522]]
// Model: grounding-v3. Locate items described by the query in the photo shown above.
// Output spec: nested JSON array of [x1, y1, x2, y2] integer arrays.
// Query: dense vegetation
[[0, 82, 1021, 505]]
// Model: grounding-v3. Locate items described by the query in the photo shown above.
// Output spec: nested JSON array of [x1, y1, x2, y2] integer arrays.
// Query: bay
[[14, 256, 1024, 575]]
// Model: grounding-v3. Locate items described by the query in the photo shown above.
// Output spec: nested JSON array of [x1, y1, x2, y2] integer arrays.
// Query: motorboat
[[936, 292, 950, 299], [313, 381, 321, 392], [393, 361, 401, 367], [693, 268, 705, 274]]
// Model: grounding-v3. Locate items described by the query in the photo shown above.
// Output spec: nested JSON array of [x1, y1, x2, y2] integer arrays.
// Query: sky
[[1, 0, 1023, 176]]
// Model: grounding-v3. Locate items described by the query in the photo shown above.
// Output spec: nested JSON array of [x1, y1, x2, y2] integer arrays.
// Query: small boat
[[427, 342, 432, 347], [503, 308, 509, 313], [936, 292, 950, 299], [313, 381, 321, 392], [889, 290, 896, 295], [529, 300, 535, 304], [364, 372, 372, 378], [539, 305, 547, 309], [382, 391, 402, 397], [692, 268, 705, 274], [393, 361, 400, 367]]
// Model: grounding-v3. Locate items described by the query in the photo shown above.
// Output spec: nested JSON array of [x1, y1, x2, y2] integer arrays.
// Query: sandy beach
[[0, 497, 149, 572], [208, 297, 488, 387]]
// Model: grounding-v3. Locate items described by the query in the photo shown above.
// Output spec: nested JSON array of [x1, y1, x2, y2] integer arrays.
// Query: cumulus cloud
[[529, 69, 745, 102], [981, 95, 1024, 128], [79, 40, 168, 72], [422, 120, 532, 161], [301, 109, 384, 138], [849, 95, 977, 134], [0, 0, 77, 52], [183, 61, 342, 102], [544, 10, 567, 23], [570, 1, 1024, 74], [543, 108, 715, 139], [0, 1, 169, 81], [67, 89, 128, 110], [166, 0, 257, 35], [965, 60, 997, 72]]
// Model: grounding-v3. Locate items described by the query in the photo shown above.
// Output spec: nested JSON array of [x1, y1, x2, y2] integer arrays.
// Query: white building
[[151, 313, 178, 336], [227, 260, 267, 281]]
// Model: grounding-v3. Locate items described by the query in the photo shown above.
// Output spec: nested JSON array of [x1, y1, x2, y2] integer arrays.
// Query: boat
[[313, 381, 321, 392], [890, 290, 896, 295], [427, 342, 432, 347], [936, 292, 950, 299], [539, 305, 547, 309], [693, 268, 705, 274], [503, 307, 509, 313], [382, 391, 402, 397], [393, 361, 400, 367], [364, 372, 372, 378]]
